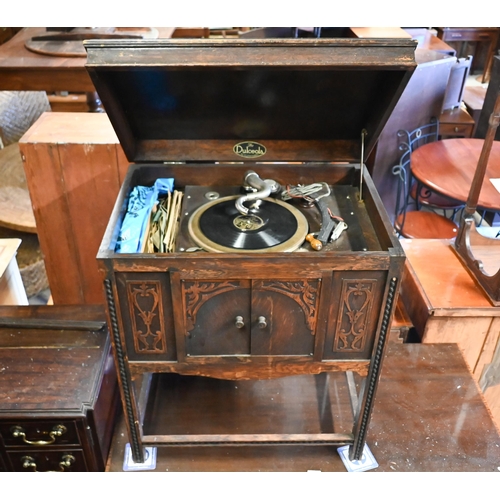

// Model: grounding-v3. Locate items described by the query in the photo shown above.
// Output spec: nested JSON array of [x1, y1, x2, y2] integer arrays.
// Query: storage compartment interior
[[104, 163, 393, 256]]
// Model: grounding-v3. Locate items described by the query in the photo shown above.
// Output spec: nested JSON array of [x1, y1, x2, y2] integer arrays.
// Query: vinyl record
[[188, 195, 308, 253]]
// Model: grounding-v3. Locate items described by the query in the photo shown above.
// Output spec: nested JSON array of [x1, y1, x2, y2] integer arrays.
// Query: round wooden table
[[411, 138, 500, 212]]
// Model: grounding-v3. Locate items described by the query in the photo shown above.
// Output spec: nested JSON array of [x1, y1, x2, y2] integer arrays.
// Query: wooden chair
[[397, 121, 464, 219], [392, 143, 459, 239]]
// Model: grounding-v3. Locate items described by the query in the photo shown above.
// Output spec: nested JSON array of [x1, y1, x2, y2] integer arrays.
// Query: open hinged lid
[[84, 38, 417, 163]]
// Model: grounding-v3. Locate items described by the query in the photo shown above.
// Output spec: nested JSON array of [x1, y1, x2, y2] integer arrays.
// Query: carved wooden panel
[[333, 279, 377, 353], [115, 272, 177, 362], [182, 281, 243, 334], [254, 280, 320, 335], [127, 281, 166, 353]]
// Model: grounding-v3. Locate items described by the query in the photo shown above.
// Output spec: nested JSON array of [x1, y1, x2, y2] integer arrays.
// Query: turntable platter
[[188, 195, 308, 253]]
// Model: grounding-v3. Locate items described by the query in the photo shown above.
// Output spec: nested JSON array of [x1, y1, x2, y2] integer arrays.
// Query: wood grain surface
[[0, 28, 175, 93], [19, 113, 129, 304]]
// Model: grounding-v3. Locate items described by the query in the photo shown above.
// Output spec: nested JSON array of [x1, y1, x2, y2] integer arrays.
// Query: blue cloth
[[115, 178, 174, 253]]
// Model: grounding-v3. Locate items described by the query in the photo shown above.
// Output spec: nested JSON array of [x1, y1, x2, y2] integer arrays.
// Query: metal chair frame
[[397, 120, 464, 220], [392, 144, 413, 236], [392, 134, 459, 239]]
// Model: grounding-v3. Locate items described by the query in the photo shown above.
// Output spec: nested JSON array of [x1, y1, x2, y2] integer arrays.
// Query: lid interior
[[99, 67, 404, 141], [85, 39, 416, 162]]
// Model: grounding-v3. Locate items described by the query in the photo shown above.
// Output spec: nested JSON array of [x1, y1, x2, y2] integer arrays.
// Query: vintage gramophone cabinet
[[85, 37, 416, 463]]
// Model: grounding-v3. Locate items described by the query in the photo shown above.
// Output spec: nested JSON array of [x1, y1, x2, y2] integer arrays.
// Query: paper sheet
[[490, 178, 500, 194]]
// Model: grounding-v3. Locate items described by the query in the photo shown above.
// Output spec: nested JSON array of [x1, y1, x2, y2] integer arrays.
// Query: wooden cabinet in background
[[399, 239, 500, 429], [439, 107, 475, 138], [19, 113, 129, 305], [400, 239, 500, 379]]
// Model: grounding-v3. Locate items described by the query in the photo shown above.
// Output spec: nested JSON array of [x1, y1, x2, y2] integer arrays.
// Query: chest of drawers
[[0, 305, 119, 472]]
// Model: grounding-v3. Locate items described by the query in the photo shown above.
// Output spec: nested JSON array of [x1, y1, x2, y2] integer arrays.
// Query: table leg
[[104, 278, 145, 463], [86, 91, 105, 113], [349, 276, 397, 461], [482, 34, 500, 83]]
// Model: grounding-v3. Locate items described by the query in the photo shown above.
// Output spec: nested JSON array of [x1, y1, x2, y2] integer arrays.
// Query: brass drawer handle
[[21, 454, 75, 472], [11, 424, 67, 445], [59, 454, 76, 471], [21, 455, 36, 471], [258, 316, 267, 329], [235, 316, 245, 329]]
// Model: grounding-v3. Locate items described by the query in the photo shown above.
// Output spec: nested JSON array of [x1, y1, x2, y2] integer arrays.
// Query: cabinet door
[[251, 279, 320, 356], [182, 280, 251, 356], [179, 278, 321, 357]]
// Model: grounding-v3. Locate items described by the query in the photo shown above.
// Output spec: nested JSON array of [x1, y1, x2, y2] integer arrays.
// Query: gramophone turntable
[[179, 170, 351, 254], [87, 37, 415, 463]]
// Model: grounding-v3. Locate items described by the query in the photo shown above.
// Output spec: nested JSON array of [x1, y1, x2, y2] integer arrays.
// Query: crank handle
[[306, 233, 323, 251]]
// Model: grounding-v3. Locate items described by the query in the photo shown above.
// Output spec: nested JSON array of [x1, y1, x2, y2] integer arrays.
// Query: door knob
[[258, 316, 267, 329], [235, 316, 245, 328]]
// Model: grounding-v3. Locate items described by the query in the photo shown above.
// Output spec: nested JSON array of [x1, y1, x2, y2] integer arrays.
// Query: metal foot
[[122, 443, 157, 471], [338, 444, 378, 472]]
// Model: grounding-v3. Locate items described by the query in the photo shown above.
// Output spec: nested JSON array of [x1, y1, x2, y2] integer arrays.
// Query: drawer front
[[7, 449, 87, 472], [0, 420, 80, 447], [440, 123, 474, 138], [441, 29, 496, 42]]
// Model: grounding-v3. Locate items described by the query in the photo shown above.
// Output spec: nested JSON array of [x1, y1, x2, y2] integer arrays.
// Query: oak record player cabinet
[[85, 38, 417, 463]]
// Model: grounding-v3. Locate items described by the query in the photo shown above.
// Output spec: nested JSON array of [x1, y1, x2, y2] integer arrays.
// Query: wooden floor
[[106, 343, 500, 472]]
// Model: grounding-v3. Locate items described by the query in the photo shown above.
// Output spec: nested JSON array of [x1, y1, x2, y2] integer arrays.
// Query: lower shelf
[[141, 371, 360, 443]]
